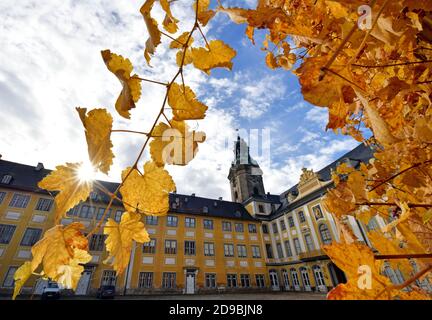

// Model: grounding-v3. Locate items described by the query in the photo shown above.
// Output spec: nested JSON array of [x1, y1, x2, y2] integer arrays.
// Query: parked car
[[41, 282, 61, 300], [96, 285, 115, 299]]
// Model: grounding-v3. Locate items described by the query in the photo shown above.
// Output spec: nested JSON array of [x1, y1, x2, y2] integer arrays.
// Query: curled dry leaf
[[76, 107, 114, 174], [141, 0, 162, 66], [101, 50, 142, 119]]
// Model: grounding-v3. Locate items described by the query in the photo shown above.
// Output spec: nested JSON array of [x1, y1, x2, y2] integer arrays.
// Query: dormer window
[[258, 204, 265, 213], [1, 174, 12, 184], [89, 191, 98, 201], [203, 206, 208, 213]]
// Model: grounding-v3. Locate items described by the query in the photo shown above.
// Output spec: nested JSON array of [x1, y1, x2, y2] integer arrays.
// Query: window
[[114, 210, 122, 222], [298, 211, 306, 223], [204, 242, 215, 256], [282, 269, 290, 289], [35, 198, 53, 211], [276, 242, 284, 259], [304, 234, 315, 251], [9, 193, 30, 208], [222, 221, 232, 232], [255, 274, 265, 288], [167, 215, 178, 227], [1, 174, 13, 184], [3, 267, 18, 287], [143, 238, 156, 254], [226, 274, 237, 287], [138, 272, 153, 288], [101, 270, 116, 286], [240, 274, 250, 287], [293, 238, 302, 255], [291, 269, 300, 287], [248, 224, 257, 233], [203, 206, 209, 213], [262, 224, 268, 234], [145, 216, 158, 225], [272, 223, 278, 234], [67, 206, 80, 217], [367, 218, 379, 231], [284, 240, 293, 257], [235, 223, 244, 232], [89, 192, 98, 201], [280, 220, 286, 231], [20, 228, 42, 246], [0, 191, 6, 204], [237, 244, 247, 258], [80, 205, 95, 219], [288, 216, 295, 228], [185, 217, 196, 228], [89, 234, 106, 251], [0, 224, 16, 244], [165, 240, 177, 254], [184, 241, 196, 255], [265, 244, 273, 259], [251, 245, 261, 258], [258, 204, 265, 213], [224, 243, 234, 257], [203, 219, 213, 230], [205, 274, 216, 288], [96, 208, 111, 220], [162, 272, 176, 288], [319, 224, 332, 244], [300, 268, 311, 287]]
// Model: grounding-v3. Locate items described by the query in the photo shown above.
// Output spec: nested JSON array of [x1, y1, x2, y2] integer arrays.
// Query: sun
[[77, 160, 97, 184]]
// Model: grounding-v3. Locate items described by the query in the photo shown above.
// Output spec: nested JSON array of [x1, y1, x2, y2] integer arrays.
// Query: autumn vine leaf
[[141, 0, 162, 66], [38, 163, 92, 222], [149, 120, 206, 166], [168, 83, 208, 120], [194, 0, 215, 27], [189, 40, 237, 75], [119, 161, 176, 215], [160, 0, 179, 34], [76, 107, 114, 174], [101, 49, 142, 119], [104, 212, 150, 273], [12, 261, 32, 300]]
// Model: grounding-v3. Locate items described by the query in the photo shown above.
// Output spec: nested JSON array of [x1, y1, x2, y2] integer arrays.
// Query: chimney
[[218, 197, 223, 200], [191, 193, 195, 197], [35, 162, 44, 171]]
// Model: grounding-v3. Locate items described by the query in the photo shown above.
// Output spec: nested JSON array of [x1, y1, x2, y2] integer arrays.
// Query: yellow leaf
[[169, 32, 194, 49], [150, 120, 206, 166], [176, 49, 193, 67], [168, 83, 208, 120], [160, 0, 179, 34], [190, 40, 237, 75], [56, 249, 92, 290], [101, 50, 142, 119], [141, 0, 162, 66], [194, 0, 215, 26], [265, 51, 278, 69], [13, 261, 32, 300], [38, 163, 91, 222], [30, 223, 90, 288], [120, 161, 176, 215], [76, 108, 114, 174], [245, 25, 255, 44], [104, 212, 150, 273]]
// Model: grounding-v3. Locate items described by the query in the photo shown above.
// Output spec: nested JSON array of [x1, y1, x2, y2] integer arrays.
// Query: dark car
[[96, 285, 115, 299], [41, 282, 61, 300]]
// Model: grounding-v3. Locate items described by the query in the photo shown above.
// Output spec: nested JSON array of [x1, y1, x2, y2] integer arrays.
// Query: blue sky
[[0, 0, 365, 200]]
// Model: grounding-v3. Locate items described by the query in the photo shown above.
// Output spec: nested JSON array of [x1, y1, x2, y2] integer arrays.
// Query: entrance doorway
[[269, 270, 280, 291], [185, 270, 196, 294], [76, 266, 93, 295]]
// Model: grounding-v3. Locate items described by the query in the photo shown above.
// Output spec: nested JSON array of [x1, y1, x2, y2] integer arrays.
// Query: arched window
[[319, 224, 332, 244]]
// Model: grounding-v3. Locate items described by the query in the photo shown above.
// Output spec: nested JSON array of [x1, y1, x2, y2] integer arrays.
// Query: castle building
[[0, 139, 407, 297]]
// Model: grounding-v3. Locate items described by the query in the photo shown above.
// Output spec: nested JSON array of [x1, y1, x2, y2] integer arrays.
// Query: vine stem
[[369, 160, 432, 191], [111, 129, 149, 135], [86, 0, 201, 238], [375, 254, 432, 260], [136, 77, 168, 86], [352, 60, 432, 69]]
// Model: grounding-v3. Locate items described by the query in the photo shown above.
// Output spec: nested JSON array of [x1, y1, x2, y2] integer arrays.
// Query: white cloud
[[305, 107, 328, 124]]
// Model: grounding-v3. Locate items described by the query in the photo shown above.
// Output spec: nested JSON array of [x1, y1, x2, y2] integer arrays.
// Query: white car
[[41, 282, 61, 300]]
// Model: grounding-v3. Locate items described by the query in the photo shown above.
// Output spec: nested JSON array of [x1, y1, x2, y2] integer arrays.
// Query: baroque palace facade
[[0, 138, 395, 296]]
